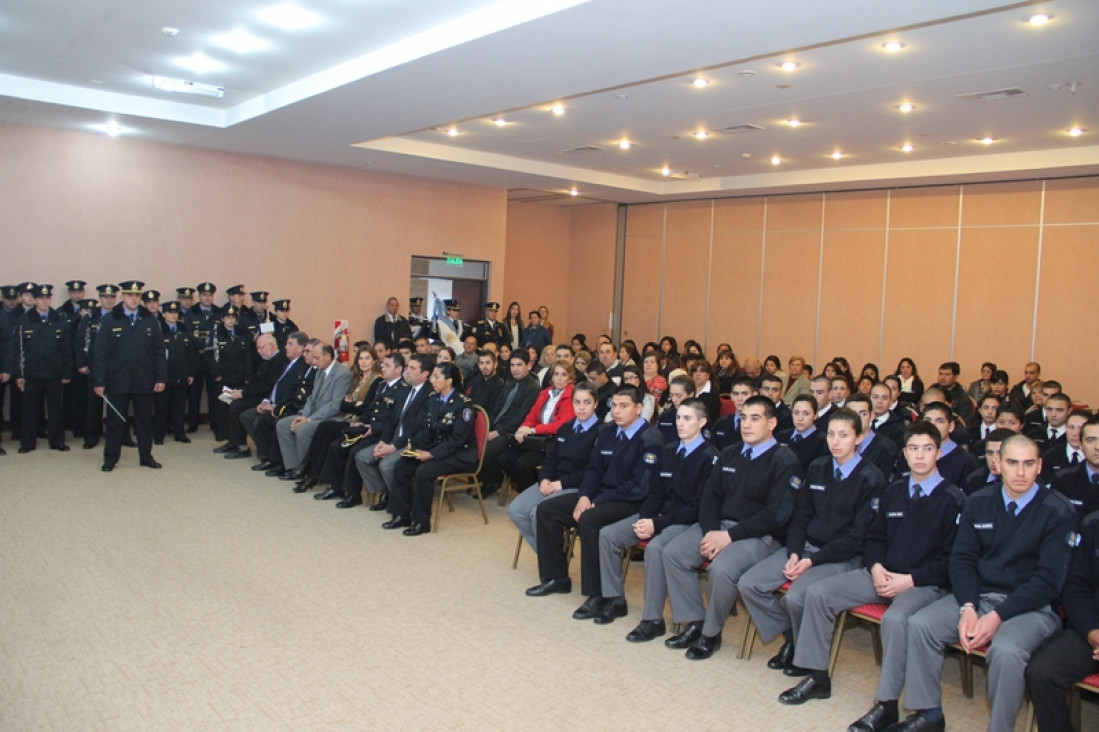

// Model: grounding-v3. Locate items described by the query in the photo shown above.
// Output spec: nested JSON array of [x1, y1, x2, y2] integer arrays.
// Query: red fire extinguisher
[[333, 320, 350, 363]]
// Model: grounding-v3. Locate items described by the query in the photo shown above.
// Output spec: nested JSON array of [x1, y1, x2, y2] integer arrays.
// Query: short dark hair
[[1046, 393, 1072, 408], [996, 403, 1025, 422], [678, 397, 708, 421], [585, 360, 607, 376], [939, 361, 960, 376], [827, 406, 863, 436], [743, 394, 776, 420], [397, 339, 415, 351], [846, 393, 871, 408], [410, 353, 436, 373], [978, 394, 1002, 409], [669, 374, 695, 395], [613, 384, 643, 405], [731, 375, 758, 392], [904, 420, 942, 448], [985, 428, 1017, 444], [573, 380, 597, 400], [990, 370, 1009, 385], [287, 331, 308, 348], [318, 344, 336, 359], [1042, 380, 1062, 392], [920, 401, 953, 421], [792, 393, 817, 412], [760, 373, 783, 388], [386, 352, 406, 370]]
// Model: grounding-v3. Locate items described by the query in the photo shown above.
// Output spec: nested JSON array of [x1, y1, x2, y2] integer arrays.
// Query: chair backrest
[[471, 406, 490, 472], [719, 397, 737, 417]]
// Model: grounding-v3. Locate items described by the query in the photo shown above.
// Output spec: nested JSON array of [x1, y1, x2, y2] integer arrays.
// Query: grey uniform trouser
[[663, 522, 779, 637], [508, 485, 577, 551], [906, 592, 1058, 730], [598, 516, 690, 619], [737, 545, 859, 647], [794, 568, 945, 700], [354, 448, 402, 496]]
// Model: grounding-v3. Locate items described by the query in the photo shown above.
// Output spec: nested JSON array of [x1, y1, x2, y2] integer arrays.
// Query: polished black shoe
[[626, 619, 666, 642], [213, 443, 235, 454], [0, 446, 5, 456], [369, 491, 389, 511], [402, 522, 429, 536], [685, 633, 722, 660], [783, 662, 812, 676], [101, 462, 116, 472], [252, 460, 276, 471], [140, 458, 162, 469], [664, 621, 704, 649], [264, 467, 286, 477], [314, 488, 342, 501], [778, 675, 832, 705], [382, 516, 411, 530], [83, 440, 99, 450], [174, 435, 191, 444], [18, 447, 34, 454], [224, 448, 251, 459], [883, 713, 944, 732], [297, 477, 319, 491], [50, 444, 71, 452], [336, 495, 362, 509], [572, 596, 607, 621], [848, 702, 899, 732], [279, 468, 303, 481], [594, 597, 628, 625], [767, 640, 795, 670], [525, 578, 572, 597], [291, 482, 313, 494]]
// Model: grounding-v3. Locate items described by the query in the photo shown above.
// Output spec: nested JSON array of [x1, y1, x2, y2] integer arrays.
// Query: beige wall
[[1, 122, 507, 345], [619, 178, 1099, 407]]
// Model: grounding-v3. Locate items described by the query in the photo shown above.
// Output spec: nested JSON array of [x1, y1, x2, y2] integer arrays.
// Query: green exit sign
[[446, 256, 464, 265]]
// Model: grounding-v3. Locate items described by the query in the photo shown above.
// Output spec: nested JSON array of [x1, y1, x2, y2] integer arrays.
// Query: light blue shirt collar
[[616, 417, 645, 441], [574, 415, 599, 433], [833, 453, 862, 480], [1003, 483, 1041, 513], [908, 471, 944, 497], [743, 437, 778, 460], [679, 434, 705, 456]]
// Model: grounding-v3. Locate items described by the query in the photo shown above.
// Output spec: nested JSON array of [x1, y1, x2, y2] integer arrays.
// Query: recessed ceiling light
[[897, 102, 915, 113], [1027, 13, 1052, 26], [213, 29, 268, 54], [693, 130, 709, 140], [550, 104, 565, 116], [176, 52, 224, 74], [737, 70, 756, 77], [258, 3, 321, 30], [618, 139, 631, 150], [771, 156, 782, 166], [786, 118, 802, 127], [152, 75, 225, 98], [901, 143, 914, 152], [660, 166, 671, 176], [779, 61, 800, 72], [161, 27, 179, 37], [881, 41, 905, 52], [568, 188, 579, 197], [692, 78, 710, 88], [831, 151, 844, 160], [445, 127, 459, 137], [1067, 127, 1084, 137], [492, 117, 508, 127], [96, 122, 129, 138], [980, 137, 997, 145]]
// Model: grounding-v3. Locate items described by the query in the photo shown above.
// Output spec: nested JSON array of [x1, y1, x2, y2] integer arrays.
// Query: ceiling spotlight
[[96, 122, 129, 138], [737, 70, 756, 77], [618, 139, 631, 150], [831, 151, 844, 160], [692, 78, 710, 88], [213, 29, 268, 54], [1068, 127, 1084, 137], [881, 41, 905, 52], [568, 188, 579, 197], [786, 118, 802, 127], [492, 117, 508, 127], [258, 3, 321, 30], [779, 61, 800, 72], [161, 27, 179, 37], [980, 137, 997, 145], [771, 156, 782, 166], [445, 127, 459, 137], [176, 52, 224, 74], [550, 104, 565, 116], [660, 166, 671, 176], [152, 75, 225, 98], [901, 143, 914, 152], [897, 102, 915, 113], [1027, 13, 1052, 26], [693, 130, 709, 140]]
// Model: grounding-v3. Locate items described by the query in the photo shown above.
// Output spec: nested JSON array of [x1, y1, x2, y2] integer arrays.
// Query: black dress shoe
[[402, 522, 429, 536], [252, 460, 276, 471], [140, 458, 162, 469], [665, 621, 704, 649], [224, 448, 251, 459], [0, 446, 5, 456], [101, 462, 115, 472], [298, 477, 319, 491], [174, 435, 191, 444], [369, 491, 389, 511], [685, 633, 722, 660], [265, 467, 286, 477], [626, 619, 666, 642], [382, 516, 411, 530], [213, 443, 235, 454], [83, 441, 99, 450], [291, 482, 312, 493], [778, 675, 832, 705], [314, 488, 342, 501], [479, 483, 499, 499], [18, 447, 34, 453], [336, 495, 363, 509], [525, 578, 572, 597], [783, 663, 812, 677], [279, 468, 305, 481], [848, 702, 899, 732], [768, 640, 795, 670], [572, 596, 607, 620], [122, 439, 137, 448], [594, 597, 628, 625], [186, 426, 198, 434], [883, 714, 944, 732], [51, 444, 71, 452]]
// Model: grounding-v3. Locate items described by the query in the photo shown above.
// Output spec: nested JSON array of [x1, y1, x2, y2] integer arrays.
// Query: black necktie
[[741, 446, 752, 459], [1007, 501, 1018, 516], [617, 431, 627, 443], [835, 468, 842, 482], [1090, 474, 1099, 486], [130, 313, 136, 324], [1071, 452, 1081, 464], [677, 447, 686, 457], [912, 484, 924, 500], [792, 434, 802, 443]]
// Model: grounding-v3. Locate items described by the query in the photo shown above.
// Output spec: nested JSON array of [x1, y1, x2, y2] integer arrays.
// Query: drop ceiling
[[0, 0, 1095, 204]]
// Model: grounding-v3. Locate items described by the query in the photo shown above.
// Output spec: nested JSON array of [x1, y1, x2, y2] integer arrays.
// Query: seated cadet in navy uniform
[[871, 381, 909, 449], [655, 375, 694, 443], [384, 361, 476, 536], [760, 373, 794, 434], [894, 402, 977, 487], [962, 428, 1014, 496], [810, 375, 837, 434], [582, 361, 616, 422], [1026, 392, 1072, 453], [1041, 408, 1090, 481], [1049, 413, 1099, 517], [898, 434, 1074, 732], [848, 394, 900, 482], [595, 398, 718, 636], [661, 395, 803, 661], [777, 393, 827, 472], [968, 394, 1002, 447], [15, 284, 73, 453], [525, 384, 663, 621], [778, 421, 964, 728], [739, 407, 885, 688], [508, 381, 600, 554], [709, 377, 756, 452], [1025, 504, 1099, 731], [916, 386, 971, 451], [154, 301, 195, 445]]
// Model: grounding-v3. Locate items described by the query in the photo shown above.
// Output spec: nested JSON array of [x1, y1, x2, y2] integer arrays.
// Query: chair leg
[[497, 474, 512, 507], [1070, 683, 1082, 731], [564, 528, 578, 569], [472, 481, 489, 525], [959, 652, 974, 699], [620, 547, 632, 586], [869, 624, 883, 665], [433, 480, 446, 533], [512, 531, 524, 570], [738, 612, 757, 660], [1023, 696, 1035, 732], [827, 611, 849, 677]]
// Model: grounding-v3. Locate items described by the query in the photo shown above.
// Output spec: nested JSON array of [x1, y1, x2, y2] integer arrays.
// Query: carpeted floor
[[1, 430, 1086, 730]]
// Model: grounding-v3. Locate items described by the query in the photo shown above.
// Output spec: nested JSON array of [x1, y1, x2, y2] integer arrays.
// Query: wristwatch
[[959, 602, 976, 615]]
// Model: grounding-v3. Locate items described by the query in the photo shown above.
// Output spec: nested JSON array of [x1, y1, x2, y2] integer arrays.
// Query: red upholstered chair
[[739, 581, 792, 660], [826, 603, 890, 675], [431, 406, 490, 533], [1071, 673, 1099, 731], [719, 397, 737, 417]]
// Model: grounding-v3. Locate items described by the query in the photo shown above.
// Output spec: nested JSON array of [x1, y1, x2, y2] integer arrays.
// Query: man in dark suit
[[58, 280, 87, 437], [1041, 409, 1090, 481], [478, 352, 541, 497], [154, 301, 195, 445], [465, 349, 504, 411], [1009, 361, 1041, 412], [218, 333, 285, 458], [1048, 413, 1099, 517], [1025, 392, 1071, 452], [241, 332, 311, 471], [373, 297, 412, 349], [15, 284, 74, 453], [185, 282, 219, 433]]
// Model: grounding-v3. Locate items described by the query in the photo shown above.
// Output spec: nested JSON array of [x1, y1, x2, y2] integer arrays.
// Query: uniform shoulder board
[[789, 475, 803, 490], [643, 452, 657, 465], [462, 407, 473, 422], [1081, 510, 1099, 529]]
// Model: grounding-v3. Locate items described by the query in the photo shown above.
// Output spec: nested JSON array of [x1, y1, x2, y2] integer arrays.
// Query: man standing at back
[[374, 297, 412, 349]]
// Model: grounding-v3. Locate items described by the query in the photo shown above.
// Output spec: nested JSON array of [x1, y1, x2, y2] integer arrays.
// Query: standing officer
[[0, 284, 22, 452], [185, 282, 219, 433], [206, 305, 252, 443], [374, 297, 413, 348], [432, 299, 465, 350], [154, 301, 194, 445], [175, 286, 195, 311], [470, 302, 509, 348], [15, 284, 73, 453], [93, 280, 166, 471], [270, 299, 298, 350], [408, 297, 431, 341], [59, 280, 88, 438], [140, 289, 161, 318], [239, 290, 270, 340], [76, 284, 120, 449]]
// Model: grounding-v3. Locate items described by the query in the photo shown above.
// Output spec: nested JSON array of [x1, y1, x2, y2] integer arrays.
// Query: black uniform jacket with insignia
[[17, 308, 73, 380], [577, 420, 664, 506], [161, 319, 196, 387], [639, 439, 720, 534], [92, 304, 166, 392], [409, 389, 477, 462]]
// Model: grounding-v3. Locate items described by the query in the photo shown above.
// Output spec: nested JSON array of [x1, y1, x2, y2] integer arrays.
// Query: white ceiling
[[1, 0, 1096, 204]]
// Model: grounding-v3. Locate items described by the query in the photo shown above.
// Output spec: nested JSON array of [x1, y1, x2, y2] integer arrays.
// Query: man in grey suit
[[276, 344, 351, 481]]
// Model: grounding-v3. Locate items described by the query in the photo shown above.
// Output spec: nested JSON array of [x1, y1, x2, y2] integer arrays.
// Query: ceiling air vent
[[957, 87, 1028, 103], [557, 145, 605, 155], [715, 123, 765, 133]]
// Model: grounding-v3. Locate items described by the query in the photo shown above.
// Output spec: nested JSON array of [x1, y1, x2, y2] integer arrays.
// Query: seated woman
[[573, 349, 593, 376], [763, 354, 787, 396], [570, 333, 588, 354], [689, 359, 722, 425], [497, 343, 513, 379], [967, 361, 995, 403], [642, 351, 668, 405], [659, 336, 680, 378], [892, 356, 924, 405], [618, 340, 640, 369], [655, 374, 695, 443], [498, 361, 577, 494], [620, 364, 657, 422], [436, 346, 456, 364], [534, 345, 556, 387], [715, 350, 740, 395]]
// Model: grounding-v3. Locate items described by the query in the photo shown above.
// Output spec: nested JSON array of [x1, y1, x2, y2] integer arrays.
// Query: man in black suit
[[465, 349, 504, 411], [374, 297, 412, 349], [218, 333, 285, 458], [1049, 413, 1099, 517], [241, 332, 311, 470], [15, 284, 74, 453], [1009, 361, 1041, 412], [185, 282, 219, 433], [478, 352, 541, 497], [1041, 409, 1090, 481], [1025, 392, 1071, 452]]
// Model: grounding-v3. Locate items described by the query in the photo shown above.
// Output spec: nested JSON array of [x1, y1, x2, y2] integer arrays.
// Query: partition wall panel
[[759, 231, 821, 365], [818, 229, 886, 371]]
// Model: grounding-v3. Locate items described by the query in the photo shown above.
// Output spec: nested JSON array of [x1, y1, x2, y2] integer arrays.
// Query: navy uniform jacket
[[161, 320, 196, 387], [950, 485, 1075, 621], [860, 431, 900, 483], [185, 304, 220, 354], [639, 440, 720, 534], [1050, 465, 1099, 518], [238, 308, 267, 340], [873, 410, 910, 448], [699, 441, 802, 543], [17, 308, 73, 380], [0, 306, 16, 375], [787, 456, 886, 565], [1041, 443, 1081, 482], [776, 427, 826, 472], [410, 390, 477, 464], [205, 323, 253, 385], [655, 404, 678, 443], [540, 419, 600, 488], [577, 421, 664, 505], [1026, 422, 1067, 452], [92, 305, 166, 393], [374, 314, 412, 348], [1062, 510, 1099, 644], [74, 308, 107, 373], [470, 319, 509, 348], [271, 317, 298, 350], [57, 299, 82, 325], [709, 414, 743, 453], [360, 379, 407, 442]]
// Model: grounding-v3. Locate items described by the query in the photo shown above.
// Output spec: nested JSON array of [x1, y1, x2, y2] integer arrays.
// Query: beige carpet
[[1, 432, 1086, 731]]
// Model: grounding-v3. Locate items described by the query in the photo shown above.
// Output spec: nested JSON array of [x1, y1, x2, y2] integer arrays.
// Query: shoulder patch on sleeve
[[643, 452, 657, 465], [462, 408, 473, 422], [870, 497, 880, 512], [789, 475, 803, 490], [1067, 531, 1081, 548]]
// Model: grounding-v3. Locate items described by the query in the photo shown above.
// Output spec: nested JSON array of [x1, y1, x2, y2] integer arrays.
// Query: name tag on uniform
[[1070, 499, 1083, 506], [600, 449, 613, 456], [809, 484, 826, 492], [887, 511, 904, 518], [973, 522, 994, 530], [556, 437, 566, 443], [659, 471, 673, 478], [722, 466, 736, 473]]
